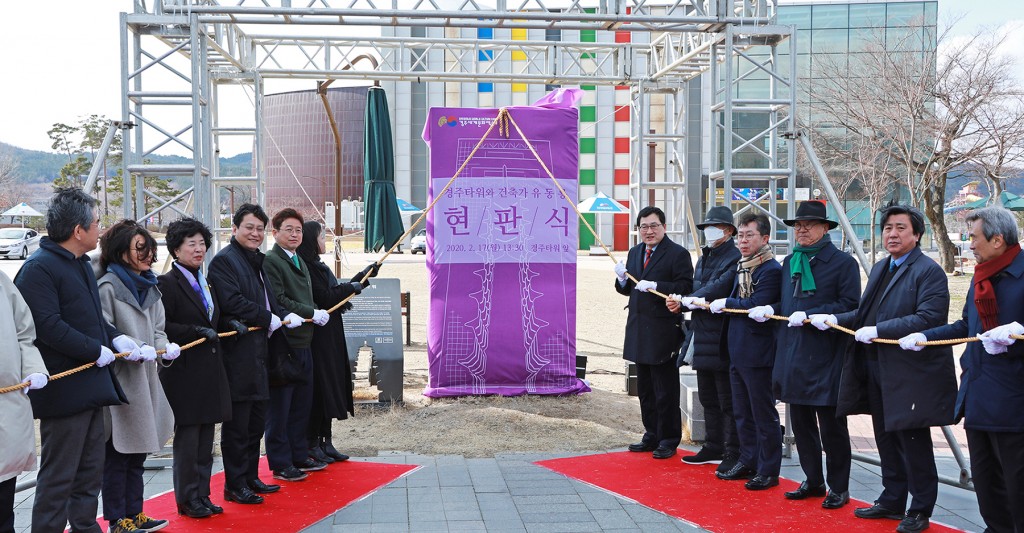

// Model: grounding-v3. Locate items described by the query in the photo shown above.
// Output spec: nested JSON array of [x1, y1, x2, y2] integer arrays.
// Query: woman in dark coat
[[157, 218, 232, 519], [297, 221, 366, 462]]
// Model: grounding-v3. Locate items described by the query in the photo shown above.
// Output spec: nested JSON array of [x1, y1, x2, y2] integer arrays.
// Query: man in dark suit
[[208, 204, 286, 505], [707, 212, 783, 491], [615, 206, 694, 459], [902, 206, 1024, 533], [750, 201, 860, 509], [812, 204, 955, 533]]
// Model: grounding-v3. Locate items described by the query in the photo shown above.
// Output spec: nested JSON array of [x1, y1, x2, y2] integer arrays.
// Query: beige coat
[[97, 271, 174, 454], [0, 272, 48, 483]]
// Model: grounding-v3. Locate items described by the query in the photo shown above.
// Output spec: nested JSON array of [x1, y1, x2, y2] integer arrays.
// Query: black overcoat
[[722, 258, 782, 368], [615, 236, 694, 365], [772, 240, 861, 406], [157, 265, 233, 425], [15, 238, 127, 419], [834, 247, 955, 430], [688, 239, 741, 371], [207, 239, 282, 402], [306, 260, 356, 419]]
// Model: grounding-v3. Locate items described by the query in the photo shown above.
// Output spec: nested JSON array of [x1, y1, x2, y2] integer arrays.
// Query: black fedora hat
[[696, 205, 736, 231], [783, 201, 838, 229]]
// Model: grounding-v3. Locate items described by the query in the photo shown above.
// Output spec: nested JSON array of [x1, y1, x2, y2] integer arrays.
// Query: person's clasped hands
[[978, 321, 1024, 355]]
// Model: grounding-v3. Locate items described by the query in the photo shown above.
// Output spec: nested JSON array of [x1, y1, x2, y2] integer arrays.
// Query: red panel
[[615, 31, 631, 43], [614, 199, 630, 251], [614, 106, 630, 121], [614, 168, 630, 185], [614, 137, 630, 154]]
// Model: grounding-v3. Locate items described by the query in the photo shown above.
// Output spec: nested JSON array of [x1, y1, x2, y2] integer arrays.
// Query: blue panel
[[478, 83, 493, 93], [478, 50, 494, 61], [478, 27, 493, 39]]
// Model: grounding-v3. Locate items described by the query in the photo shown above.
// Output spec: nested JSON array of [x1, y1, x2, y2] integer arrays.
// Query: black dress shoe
[[295, 457, 327, 472], [715, 462, 756, 480], [177, 498, 213, 518], [784, 481, 826, 500], [652, 446, 677, 459], [628, 441, 657, 453], [854, 502, 904, 520], [247, 478, 281, 494], [744, 475, 779, 490], [896, 513, 930, 533], [822, 490, 850, 509], [309, 444, 334, 464], [223, 487, 264, 505], [199, 496, 223, 514], [273, 466, 309, 481]]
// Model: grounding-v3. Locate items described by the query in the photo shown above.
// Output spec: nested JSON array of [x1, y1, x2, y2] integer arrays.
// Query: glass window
[[850, 27, 886, 53], [778, 6, 812, 30], [811, 4, 849, 29], [811, 29, 849, 53], [848, 4, 885, 28], [793, 28, 811, 54], [887, 26, 923, 52], [810, 54, 848, 79], [924, 2, 938, 25], [886, 3, 925, 27]]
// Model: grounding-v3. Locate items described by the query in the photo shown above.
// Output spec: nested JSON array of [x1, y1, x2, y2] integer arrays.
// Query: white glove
[[22, 373, 48, 394], [985, 321, 1024, 346], [809, 314, 836, 331], [748, 305, 774, 323], [269, 314, 283, 333], [312, 309, 331, 326], [162, 342, 181, 360], [635, 280, 657, 293], [788, 311, 807, 328], [898, 332, 926, 351], [614, 260, 627, 281], [688, 297, 707, 310], [709, 298, 727, 314], [139, 344, 158, 362], [980, 334, 1009, 355], [112, 334, 142, 361], [97, 345, 116, 367], [284, 312, 305, 329], [855, 326, 878, 344]]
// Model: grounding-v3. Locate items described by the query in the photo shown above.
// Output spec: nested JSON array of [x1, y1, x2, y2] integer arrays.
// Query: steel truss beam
[[118, 0, 787, 250]]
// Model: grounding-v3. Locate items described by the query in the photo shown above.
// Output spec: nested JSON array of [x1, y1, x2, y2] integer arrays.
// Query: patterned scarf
[[973, 243, 1021, 331], [737, 244, 774, 298], [174, 262, 215, 321]]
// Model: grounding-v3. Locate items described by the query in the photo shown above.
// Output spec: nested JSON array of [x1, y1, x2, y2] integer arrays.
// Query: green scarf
[[789, 233, 831, 294]]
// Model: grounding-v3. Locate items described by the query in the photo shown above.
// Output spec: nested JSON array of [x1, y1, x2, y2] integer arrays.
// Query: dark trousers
[[730, 365, 782, 477], [696, 368, 737, 456], [172, 423, 215, 506], [101, 441, 146, 522], [220, 399, 266, 491], [636, 359, 682, 449], [266, 347, 314, 470], [789, 403, 851, 493], [1, 478, 14, 533], [32, 408, 105, 533], [866, 360, 937, 516], [966, 429, 1024, 533]]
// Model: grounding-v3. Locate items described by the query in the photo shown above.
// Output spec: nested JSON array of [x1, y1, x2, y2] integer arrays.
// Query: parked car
[[410, 229, 427, 254], [0, 228, 40, 260]]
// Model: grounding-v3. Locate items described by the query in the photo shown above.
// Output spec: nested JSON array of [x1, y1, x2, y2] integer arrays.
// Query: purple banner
[[421, 99, 589, 397]]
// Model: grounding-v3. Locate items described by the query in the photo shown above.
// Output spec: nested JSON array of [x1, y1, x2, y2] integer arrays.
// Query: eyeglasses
[[278, 227, 302, 235], [736, 232, 763, 241], [637, 223, 663, 231]]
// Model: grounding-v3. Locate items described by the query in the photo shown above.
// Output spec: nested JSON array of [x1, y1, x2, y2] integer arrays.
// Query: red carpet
[[141, 458, 416, 532], [536, 452, 964, 533]]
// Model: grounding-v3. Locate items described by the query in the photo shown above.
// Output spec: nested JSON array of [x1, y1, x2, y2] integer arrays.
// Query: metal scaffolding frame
[[117, 0, 789, 247]]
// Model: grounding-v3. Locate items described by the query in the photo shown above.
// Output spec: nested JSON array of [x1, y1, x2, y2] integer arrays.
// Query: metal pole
[[84, 121, 122, 194], [795, 130, 871, 275], [317, 80, 344, 276]]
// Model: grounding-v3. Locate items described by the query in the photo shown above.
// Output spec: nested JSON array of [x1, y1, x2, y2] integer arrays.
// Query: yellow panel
[[512, 83, 527, 93], [512, 50, 527, 61], [512, 28, 527, 40]]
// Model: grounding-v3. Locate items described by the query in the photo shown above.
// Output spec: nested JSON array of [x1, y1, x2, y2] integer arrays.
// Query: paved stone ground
[[13, 445, 985, 532]]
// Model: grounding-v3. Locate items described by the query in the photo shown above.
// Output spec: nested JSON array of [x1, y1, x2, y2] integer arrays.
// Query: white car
[[410, 230, 427, 254], [0, 228, 40, 260]]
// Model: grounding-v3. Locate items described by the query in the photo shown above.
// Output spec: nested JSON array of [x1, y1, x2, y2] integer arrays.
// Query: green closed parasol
[[363, 86, 405, 252]]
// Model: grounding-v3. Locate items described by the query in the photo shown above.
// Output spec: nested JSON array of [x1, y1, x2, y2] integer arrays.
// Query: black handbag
[[267, 331, 307, 387]]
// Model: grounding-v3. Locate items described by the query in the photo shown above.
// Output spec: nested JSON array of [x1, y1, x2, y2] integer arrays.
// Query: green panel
[[580, 106, 596, 122], [579, 168, 596, 185], [581, 29, 596, 42], [581, 84, 596, 91], [579, 213, 595, 250], [580, 137, 596, 154]]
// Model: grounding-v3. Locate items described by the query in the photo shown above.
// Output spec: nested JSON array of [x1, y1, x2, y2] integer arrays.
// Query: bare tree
[[969, 97, 1024, 199], [0, 153, 23, 209], [807, 24, 1022, 272]]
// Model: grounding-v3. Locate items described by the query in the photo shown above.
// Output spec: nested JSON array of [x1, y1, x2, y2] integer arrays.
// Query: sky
[[0, 0, 1020, 156]]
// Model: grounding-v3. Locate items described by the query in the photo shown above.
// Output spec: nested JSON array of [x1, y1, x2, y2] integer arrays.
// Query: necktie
[[889, 260, 897, 272], [643, 248, 653, 269], [292, 254, 301, 269]]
